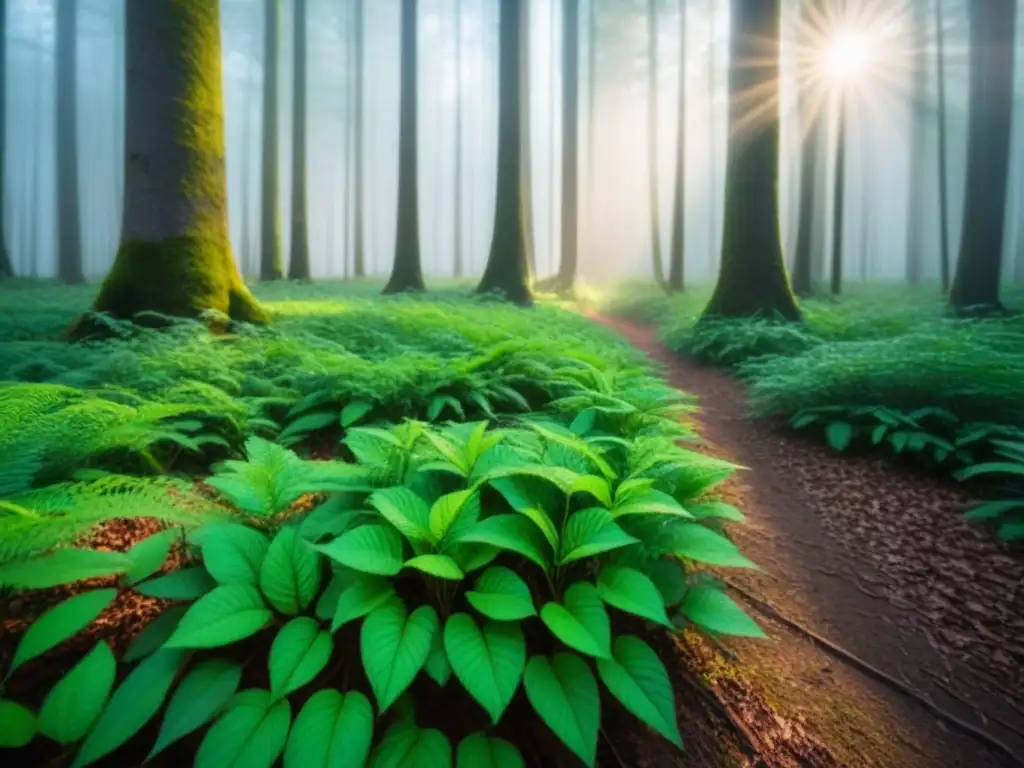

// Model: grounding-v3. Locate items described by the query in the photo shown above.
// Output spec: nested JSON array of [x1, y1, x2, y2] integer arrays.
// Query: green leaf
[[123, 605, 188, 663], [279, 410, 339, 444], [559, 507, 639, 564], [9, 589, 116, 676], [165, 584, 273, 649], [269, 617, 334, 700], [597, 567, 671, 627], [570, 475, 613, 507], [123, 528, 181, 584], [826, 421, 854, 451], [456, 733, 524, 768], [596, 636, 682, 748], [963, 499, 1023, 521], [523, 654, 599, 767], [317, 524, 405, 576], [682, 585, 766, 638], [0, 700, 36, 748], [449, 542, 501, 574], [404, 554, 465, 581], [465, 566, 536, 621], [192, 524, 270, 586], [516, 506, 559, 550], [688, 502, 746, 522], [0, 549, 129, 590], [259, 526, 322, 615], [134, 566, 216, 600], [425, 629, 452, 687], [195, 690, 291, 768], [370, 722, 452, 768], [430, 489, 479, 542], [331, 573, 396, 632], [999, 522, 1024, 541], [342, 400, 375, 428], [457, 515, 550, 571], [443, 614, 525, 724], [149, 659, 244, 759], [284, 689, 374, 768], [957, 461, 1024, 481], [72, 649, 187, 767], [539, 582, 611, 659], [611, 489, 692, 519], [361, 598, 439, 713], [669, 523, 756, 568], [644, 560, 688, 607], [369, 487, 435, 544], [38, 642, 116, 744]]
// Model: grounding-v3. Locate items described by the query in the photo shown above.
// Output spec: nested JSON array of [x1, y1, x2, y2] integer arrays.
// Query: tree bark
[[934, 0, 952, 293], [791, 0, 821, 297], [702, 0, 800, 321], [949, 0, 1016, 313], [556, 0, 579, 290], [288, 0, 310, 280], [667, 0, 686, 293], [830, 91, 847, 296], [383, 0, 426, 293], [476, 0, 532, 305], [56, 0, 84, 283], [0, 0, 11, 279], [260, 0, 283, 280], [71, 0, 267, 335], [352, 0, 366, 277], [904, 0, 928, 284], [453, 0, 464, 277], [647, 0, 667, 290]]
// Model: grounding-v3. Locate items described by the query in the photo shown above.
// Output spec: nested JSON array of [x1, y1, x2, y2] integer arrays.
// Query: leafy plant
[[955, 438, 1024, 542]]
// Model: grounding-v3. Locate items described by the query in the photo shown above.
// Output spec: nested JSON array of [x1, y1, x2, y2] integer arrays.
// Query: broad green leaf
[[9, 589, 116, 676], [517, 506, 559, 550], [123, 528, 181, 584], [149, 659, 243, 759], [284, 689, 374, 768], [134, 566, 216, 600], [123, 605, 188, 663], [0, 700, 36, 748], [456, 733, 524, 768], [688, 502, 746, 522], [369, 487, 434, 543], [559, 508, 639, 564], [449, 542, 501, 574], [342, 400, 375, 428], [317, 524, 405, 576], [539, 582, 611, 659], [425, 629, 452, 687], [964, 499, 1022, 521], [465, 566, 535, 621], [38, 642, 116, 744], [404, 554, 464, 581], [826, 421, 854, 451], [570, 475, 613, 507], [195, 690, 291, 768], [315, 574, 345, 619], [999, 522, 1024, 541], [269, 617, 334, 699], [681, 585, 766, 638], [165, 584, 273, 649], [192, 524, 270, 586], [668, 524, 756, 568], [523, 654, 599, 767], [611, 489, 692, 519], [259, 526, 322, 615], [370, 722, 452, 768], [596, 636, 682, 748], [443, 614, 525, 724], [644, 560, 688, 607], [278, 410, 339, 444], [597, 567, 671, 627], [331, 573, 396, 632], [430, 489, 479, 542], [0, 549, 129, 590], [456, 515, 549, 571], [361, 598, 439, 712], [72, 649, 188, 767]]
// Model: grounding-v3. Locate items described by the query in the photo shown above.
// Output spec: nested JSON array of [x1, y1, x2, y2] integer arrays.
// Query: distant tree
[[666, 0, 686, 293], [56, 0, 84, 283], [702, 0, 800, 320], [260, 0, 283, 280], [792, 0, 822, 297], [934, 0, 952, 292], [949, 0, 1017, 313], [383, 0, 426, 293], [646, 0, 667, 290], [556, 0, 580, 291], [70, 0, 267, 333], [904, 0, 927, 284], [239, 16, 258, 276], [829, 86, 848, 296], [453, 0, 464, 277], [0, 0, 11, 280], [476, 0, 532, 305], [288, 0, 311, 280], [352, 0, 367, 277], [706, 0, 718, 269]]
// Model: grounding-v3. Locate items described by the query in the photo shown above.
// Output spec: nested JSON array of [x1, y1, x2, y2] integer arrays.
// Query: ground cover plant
[[0, 281, 763, 766]]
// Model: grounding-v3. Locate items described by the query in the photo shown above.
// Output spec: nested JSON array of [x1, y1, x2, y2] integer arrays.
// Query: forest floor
[[594, 314, 1024, 768]]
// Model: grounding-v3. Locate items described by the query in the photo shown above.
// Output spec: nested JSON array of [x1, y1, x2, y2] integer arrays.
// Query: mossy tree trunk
[[556, 0, 579, 291], [56, 0, 84, 284], [260, 0, 283, 280], [667, 0, 686, 294], [702, 0, 800, 321], [353, 0, 366, 277], [0, 0, 11, 280], [287, 0, 310, 280], [383, 0, 426, 293], [949, 0, 1016, 314], [476, 0, 532, 305], [76, 0, 267, 330]]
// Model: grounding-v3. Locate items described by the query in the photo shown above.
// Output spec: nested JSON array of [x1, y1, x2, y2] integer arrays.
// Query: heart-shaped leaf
[[681, 585, 766, 637], [317, 524, 405, 576], [38, 642, 116, 744], [539, 582, 611, 659], [443, 614, 525, 724], [456, 515, 549, 571], [284, 689, 374, 768], [596, 636, 682, 748], [259, 526, 322, 615], [369, 487, 434, 543], [465, 566, 535, 621], [404, 554, 464, 581], [9, 589, 116, 676], [570, 475, 613, 507], [668, 524, 756, 568], [429, 489, 479, 542], [425, 629, 452, 687], [149, 659, 244, 759], [559, 508, 639, 564], [370, 722, 452, 768], [191, 524, 270, 586], [195, 690, 291, 768], [164, 585, 273, 649], [331, 573, 396, 632], [597, 566, 671, 627], [455, 732, 524, 768], [0, 700, 36, 748], [361, 598, 439, 713], [123, 528, 181, 584], [269, 617, 334, 699], [134, 566, 216, 600], [523, 654, 599, 767]]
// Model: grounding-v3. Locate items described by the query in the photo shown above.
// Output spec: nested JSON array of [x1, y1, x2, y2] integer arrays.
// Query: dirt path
[[597, 315, 1024, 768]]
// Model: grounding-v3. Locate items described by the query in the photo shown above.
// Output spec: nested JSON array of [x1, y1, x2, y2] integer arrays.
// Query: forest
[[0, 0, 1022, 766]]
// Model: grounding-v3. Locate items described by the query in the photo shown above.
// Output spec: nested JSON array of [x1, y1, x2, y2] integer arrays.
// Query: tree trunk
[[667, 0, 686, 293], [556, 0, 579, 290], [519, 0, 537, 276], [288, 0, 310, 280], [830, 91, 847, 296], [71, 0, 267, 334], [702, 0, 800, 321], [352, 0, 366, 277], [0, 0, 11, 279], [476, 0, 532, 305], [342, 0, 354, 278], [934, 0, 952, 293], [383, 0, 426, 293], [585, 0, 597, 266], [791, 0, 820, 297], [707, 0, 717, 272], [240, 18, 258, 276], [949, 0, 1016, 313], [647, 0, 667, 290], [56, 0, 84, 284], [260, 0, 283, 280], [453, 0, 464, 277], [904, 0, 928, 284]]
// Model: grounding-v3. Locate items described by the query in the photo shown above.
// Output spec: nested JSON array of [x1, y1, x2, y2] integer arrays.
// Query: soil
[[595, 313, 1024, 768]]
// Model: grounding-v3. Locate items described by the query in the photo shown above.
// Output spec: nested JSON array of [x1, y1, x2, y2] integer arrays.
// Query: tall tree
[[71, 0, 267, 333], [260, 0, 283, 280], [0, 0, 11, 280], [934, 0, 952, 292], [476, 0, 532, 304], [556, 0, 580, 290], [56, 0, 84, 283], [830, 88, 848, 296], [240, 8, 259, 275], [702, 0, 799, 320], [667, 0, 686, 292], [949, 0, 1017, 313], [646, 0, 667, 290], [288, 0, 310, 280], [383, 0, 426, 293], [792, 0, 822, 297], [707, 0, 717, 269], [352, 0, 366, 277], [453, 0, 464, 277], [904, 0, 928, 284]]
